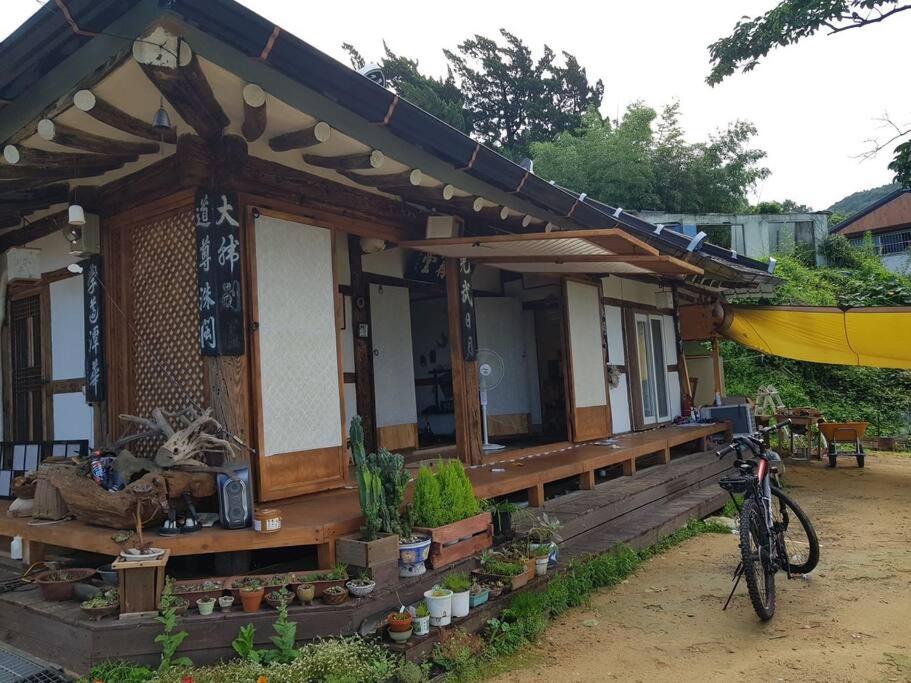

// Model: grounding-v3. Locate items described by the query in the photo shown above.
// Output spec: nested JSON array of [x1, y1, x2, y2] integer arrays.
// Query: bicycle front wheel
[[740, 497, 776, 621], [771, 486, 819, 575]]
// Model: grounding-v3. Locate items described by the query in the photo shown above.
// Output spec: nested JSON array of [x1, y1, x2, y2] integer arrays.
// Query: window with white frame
[[634, 313, 670, 425]]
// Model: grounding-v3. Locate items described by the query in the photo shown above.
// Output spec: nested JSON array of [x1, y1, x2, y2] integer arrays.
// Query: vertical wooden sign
[[82, 254, 106, 402], [195, 188, 244, 356], [458, 257, 477, 361]]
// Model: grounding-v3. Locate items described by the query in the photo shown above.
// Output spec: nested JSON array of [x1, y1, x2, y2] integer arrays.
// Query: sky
[[5, 0, 911, 211]]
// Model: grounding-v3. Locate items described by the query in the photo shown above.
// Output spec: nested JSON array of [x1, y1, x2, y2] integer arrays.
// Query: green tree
[[531, 101, 769, 212], [344, 31, 604, 159], [706, 1, 911, 185]]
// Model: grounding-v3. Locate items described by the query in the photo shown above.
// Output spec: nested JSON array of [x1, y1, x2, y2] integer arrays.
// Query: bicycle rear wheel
[[771, 486, 819, 575], [739, 497, 776, 621]]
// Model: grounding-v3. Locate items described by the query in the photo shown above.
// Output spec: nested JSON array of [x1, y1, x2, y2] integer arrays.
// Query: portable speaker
[[217, 466, 252, 530]]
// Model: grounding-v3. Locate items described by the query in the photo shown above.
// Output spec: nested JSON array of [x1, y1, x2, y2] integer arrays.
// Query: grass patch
[[441, 517, 730, 681]]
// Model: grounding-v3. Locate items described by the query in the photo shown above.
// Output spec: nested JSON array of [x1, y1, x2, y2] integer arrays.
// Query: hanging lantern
[[68, 203, 86, 226]]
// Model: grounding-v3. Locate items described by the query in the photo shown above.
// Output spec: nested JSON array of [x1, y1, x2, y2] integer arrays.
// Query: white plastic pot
[[424, 588, 453, 627], [413, 614, 430, 636], [535, 557, 549, 576], [451, 589, 470, 618]]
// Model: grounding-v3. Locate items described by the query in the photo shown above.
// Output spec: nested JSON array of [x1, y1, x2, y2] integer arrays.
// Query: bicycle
[[715, 419, 820, 621]]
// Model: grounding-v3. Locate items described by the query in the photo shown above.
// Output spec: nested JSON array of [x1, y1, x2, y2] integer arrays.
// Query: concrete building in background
[[831, 188, 911, 273], [637, 210, 830, 266]]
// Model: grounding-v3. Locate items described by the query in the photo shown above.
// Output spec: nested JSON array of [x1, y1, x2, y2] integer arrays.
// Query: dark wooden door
[[10, 295, 45, 440]]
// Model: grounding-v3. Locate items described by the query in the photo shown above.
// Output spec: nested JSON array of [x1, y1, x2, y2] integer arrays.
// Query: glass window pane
[[650, 318, 668, 418], [637, 319, 655, 419]]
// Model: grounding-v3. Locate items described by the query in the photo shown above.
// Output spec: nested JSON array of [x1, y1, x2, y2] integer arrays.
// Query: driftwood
[[41, 463, 216, 529], [12, 473, 37, 499], [118, 406, 241, 468]]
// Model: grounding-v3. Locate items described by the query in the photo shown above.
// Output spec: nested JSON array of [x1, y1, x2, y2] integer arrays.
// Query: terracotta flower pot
[[387, 612, 413, 632], [35, 568, 96, 602], [239, 587, 264, 613], [296, 583, 315, 604]]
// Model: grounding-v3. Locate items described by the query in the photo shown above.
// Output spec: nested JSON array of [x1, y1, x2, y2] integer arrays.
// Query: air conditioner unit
[[426, 214, 464, 240], [68, 213, 101, 257], [4, 247, 42, 282]]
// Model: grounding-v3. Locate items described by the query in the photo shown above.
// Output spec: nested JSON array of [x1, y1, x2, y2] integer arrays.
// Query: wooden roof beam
[[36, 119, 159, 156], [0, 159, 129, 181], [268, 122, 331, 152], [2, 145, 137, 170], [73, 90, 177, 144], [303, 150, 385, 171], [241, 83, 267, 142], [342, 169, 423, 188]]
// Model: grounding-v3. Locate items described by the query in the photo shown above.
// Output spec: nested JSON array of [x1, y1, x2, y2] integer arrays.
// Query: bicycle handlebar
[[715, 419, 791, 459]]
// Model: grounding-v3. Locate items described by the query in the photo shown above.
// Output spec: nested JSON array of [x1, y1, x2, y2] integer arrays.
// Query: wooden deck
[[0, 422, 729, 566]]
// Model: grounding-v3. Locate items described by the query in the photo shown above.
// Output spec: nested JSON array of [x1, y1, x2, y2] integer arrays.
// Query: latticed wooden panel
[[130, 210, 206, 453]]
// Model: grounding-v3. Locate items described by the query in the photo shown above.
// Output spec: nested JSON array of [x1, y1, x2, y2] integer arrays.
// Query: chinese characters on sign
[[82, 254, 105, 402], [457, 257, 478, 361], [404, 251, 447, 283], [195, 188, 244, 356]]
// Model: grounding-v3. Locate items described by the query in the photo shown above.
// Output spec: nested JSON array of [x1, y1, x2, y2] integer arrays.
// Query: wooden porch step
[[539, 451, 729, 542], [559, 483, 729, 561]]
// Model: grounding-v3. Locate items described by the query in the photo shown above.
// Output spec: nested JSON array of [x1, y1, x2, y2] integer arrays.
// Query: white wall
[[362, 247, 407, 278], [522, 310, 542, 427], [370, 284, 418, 428], [50, 276, 85, 380], [601, 276, 662, 308], [53, 393, 93, 443], [662, 315, 683, 418]]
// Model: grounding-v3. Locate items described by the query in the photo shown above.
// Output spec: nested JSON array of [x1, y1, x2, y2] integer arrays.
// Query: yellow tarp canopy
[[722, 306, 911, 369]]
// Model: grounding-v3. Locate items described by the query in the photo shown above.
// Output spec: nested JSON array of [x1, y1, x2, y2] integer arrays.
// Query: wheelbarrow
[[818, 421, 868, 468]]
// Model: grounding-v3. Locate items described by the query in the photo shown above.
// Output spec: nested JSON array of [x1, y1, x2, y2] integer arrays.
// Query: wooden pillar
[[622, 457, 636, 476], [317, 542, 336, 570], [670, 286, 692, 404], [711, 336, 724, 403], [527, 482, 545, 507], [445, 258, 482, 466], [348, 235, 377, 454], [579, 469, 596, 490]]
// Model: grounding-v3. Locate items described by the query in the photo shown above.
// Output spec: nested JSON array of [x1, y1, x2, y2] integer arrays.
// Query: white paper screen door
[[250, 213, 346, 500], [563, 279, 611, 441]]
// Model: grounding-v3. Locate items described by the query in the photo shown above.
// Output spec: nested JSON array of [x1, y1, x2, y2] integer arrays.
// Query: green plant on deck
[[411, 465, 443, 528], [155, 578, 191, 671], [231, 623, 260, 664], [82, 661, 154, 683], [263, 592, 299, 664], [349, 416, 412, 539], [414, 600, 429, 618]]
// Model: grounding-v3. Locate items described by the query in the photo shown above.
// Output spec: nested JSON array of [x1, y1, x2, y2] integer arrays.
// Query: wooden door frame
[[5, 283, 52, 441], [561, 277, 612, 442], [624, 307, 675, 431], [244, 205, 348, 501]]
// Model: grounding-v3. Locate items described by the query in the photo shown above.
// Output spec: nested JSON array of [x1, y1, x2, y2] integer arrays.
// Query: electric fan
[[476, 348, 506, 451]]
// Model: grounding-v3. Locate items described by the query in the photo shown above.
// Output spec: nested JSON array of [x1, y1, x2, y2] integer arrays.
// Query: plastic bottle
[[10, 535, 22, 561]]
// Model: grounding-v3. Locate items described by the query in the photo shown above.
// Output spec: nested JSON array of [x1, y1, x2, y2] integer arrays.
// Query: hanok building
[[0, 0, 775, 670]]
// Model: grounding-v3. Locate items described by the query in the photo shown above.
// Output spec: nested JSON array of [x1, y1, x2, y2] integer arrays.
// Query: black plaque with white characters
[[458, 257, 478, 361], [82, 254, 106, 402], [195, 188, 244, 356]]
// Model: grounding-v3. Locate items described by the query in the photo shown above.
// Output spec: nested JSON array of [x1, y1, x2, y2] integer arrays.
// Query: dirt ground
[[492, 452, 911, 683]]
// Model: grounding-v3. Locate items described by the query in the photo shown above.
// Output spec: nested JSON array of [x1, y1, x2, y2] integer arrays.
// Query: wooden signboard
[[195, 188, 244, 356], [404, 250, 446, 283], [82, 254, 106, 402], [458, 258, 478, 361]]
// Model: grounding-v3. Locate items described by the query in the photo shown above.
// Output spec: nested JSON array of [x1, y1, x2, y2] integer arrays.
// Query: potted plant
[[173, 579, 224, 603], [323, 585, 348, 605], [442, 572, 471, 618], [238, 578, 264, 613], [296, 582, 315, 604], [423, 585, 453, 627], [411, 601, 430, 636], [533, 544, 550, 576], [35, 568, 96, 602], [338, 418, 405, 576], [346, 571, 376, 598], [297, 564, 350, 597], [482, 498, 518, 538], [81, 589, 119, 620], [387, 611, 413, 643], [474, 550, 530, 592], [265, 587, 294, 609], [398, 532, 432, 578], [486, 580, 504, 599], [218, 595, 235, 611], [523, 511, 562, 565], [468, 583, 490, 609], [196, 596, 216, 615]]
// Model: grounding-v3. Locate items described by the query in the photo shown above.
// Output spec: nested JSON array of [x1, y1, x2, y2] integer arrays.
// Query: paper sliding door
[[249, 213, 346, 500], [563, 280, 612, 442]]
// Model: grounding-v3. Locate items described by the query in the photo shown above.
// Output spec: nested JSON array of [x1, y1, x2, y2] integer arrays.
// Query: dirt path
[[492, 453, 911, 683]]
